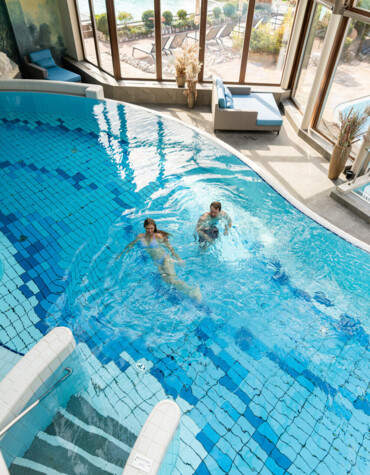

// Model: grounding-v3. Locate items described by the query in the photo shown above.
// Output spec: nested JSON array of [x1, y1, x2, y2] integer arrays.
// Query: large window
[[245, 0, 296, 84], [76, 0, 114, 75], [114, 0, 156, 79], [75, 0, 297, 84], [292, 4, 332, 111], [92, 0, 114, 75], [161, 1, 201, 80], [76, 0, 99, 66], [317, 19, 370, 156], [203, 0, 247, 82], [354, 0, 370, 12], [72, 0, 370, 157]]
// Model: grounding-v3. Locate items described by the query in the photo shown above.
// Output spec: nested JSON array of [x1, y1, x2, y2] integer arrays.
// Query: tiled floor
[[145, 104, 370, 246]]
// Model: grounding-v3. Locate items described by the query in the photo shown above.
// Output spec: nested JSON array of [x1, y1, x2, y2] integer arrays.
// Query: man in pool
[[196, 201, 232, 247]]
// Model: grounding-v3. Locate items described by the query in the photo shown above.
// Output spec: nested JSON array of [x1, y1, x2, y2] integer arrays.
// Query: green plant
[[173, 17, 189, 29], [118, 26, 129, 38], [177, 9, 187, 21], [356, 0, 370, 7], [142, 10, 154, 29], [231, 30, 244, 50], [223, 3, 236, 17], [117, 11, 133, 24], [255, 4, 272, 13], [96, 13, 109, 38], [250, 25, 281, 54], [343, 37, 354, 61], [213, 7, 221, 19], [162, 10, 173, 26], [128, 27, 139, 36], [133, 25, 147, 35], [188, 14, 196, 28]]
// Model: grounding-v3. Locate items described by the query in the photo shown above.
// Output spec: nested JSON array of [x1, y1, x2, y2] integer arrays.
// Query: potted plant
[[184, 46, 202, 109], [174, 44, 202, 107], [328, 105, 370, 180], [174, 46, 187, 87]]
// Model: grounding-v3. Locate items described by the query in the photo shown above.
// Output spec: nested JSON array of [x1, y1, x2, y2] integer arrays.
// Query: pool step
[[9, 396, 137, 475]]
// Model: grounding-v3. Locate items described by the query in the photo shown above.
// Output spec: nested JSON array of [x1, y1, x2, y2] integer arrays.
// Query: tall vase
[[187, 91, 195, 109], [328, 144, 351, 180], [176, 74, 186, 88]]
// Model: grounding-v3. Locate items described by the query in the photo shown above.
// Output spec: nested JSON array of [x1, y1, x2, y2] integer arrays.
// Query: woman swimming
[[117, 218, 201, 302]]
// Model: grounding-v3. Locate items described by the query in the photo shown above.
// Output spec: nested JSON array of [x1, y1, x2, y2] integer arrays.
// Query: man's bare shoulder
[[199, 212, 210, 221]]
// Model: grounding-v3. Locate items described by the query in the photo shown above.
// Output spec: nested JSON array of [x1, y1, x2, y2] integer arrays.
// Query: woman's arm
[[159, 235, 184, 264], [116, 236, 139, 261]]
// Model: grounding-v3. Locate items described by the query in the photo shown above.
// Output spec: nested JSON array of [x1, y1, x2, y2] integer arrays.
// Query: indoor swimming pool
[[0, 92, 369, 474]]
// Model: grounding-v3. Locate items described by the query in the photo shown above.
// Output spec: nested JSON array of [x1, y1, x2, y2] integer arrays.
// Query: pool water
[[0, 92, 369, 474], [353, 181, 370, 204]]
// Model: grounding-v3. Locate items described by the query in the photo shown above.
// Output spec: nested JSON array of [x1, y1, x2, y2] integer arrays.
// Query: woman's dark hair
[[210, 201, 221, 211], [143, 218, 170, 239]]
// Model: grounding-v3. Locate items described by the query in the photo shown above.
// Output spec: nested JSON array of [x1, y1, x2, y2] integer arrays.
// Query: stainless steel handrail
[[0, 367, 72, 438]]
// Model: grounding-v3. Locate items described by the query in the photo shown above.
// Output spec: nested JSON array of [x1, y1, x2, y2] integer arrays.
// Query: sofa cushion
[[36, 57, 57, 69], [45, 66, 81, 82], [217, 86, 226, 109], [215, 77, 226, 108], [29, 49, 56, 68], [215, 77, 224, 90], [233, 93, 283, 126], [224, 86, 234, 109]]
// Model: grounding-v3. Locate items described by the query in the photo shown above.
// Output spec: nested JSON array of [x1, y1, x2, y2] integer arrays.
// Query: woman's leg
[[158, 257, 201, 301]]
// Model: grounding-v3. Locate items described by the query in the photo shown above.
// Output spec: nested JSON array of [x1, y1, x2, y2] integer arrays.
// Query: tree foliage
[[250, 24, 282, 54], [117, 11, 133, 24], [223, 3, 236, 18], [96, 13, 109, 38], [142, 10, 154, 29], [177, 9, 187, 21], [213, 7, 221, 19], [162, 10, 173, 25]]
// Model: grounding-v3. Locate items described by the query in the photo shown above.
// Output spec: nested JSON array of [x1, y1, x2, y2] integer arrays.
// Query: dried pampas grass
[[174, 43, 202, 98]]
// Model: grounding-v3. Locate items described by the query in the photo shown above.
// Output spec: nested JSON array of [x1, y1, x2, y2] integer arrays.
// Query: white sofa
[[212, 79, 283, 134]]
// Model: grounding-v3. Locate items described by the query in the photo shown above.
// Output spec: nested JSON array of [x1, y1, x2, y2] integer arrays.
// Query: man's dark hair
[[210, 201, 221, 211]]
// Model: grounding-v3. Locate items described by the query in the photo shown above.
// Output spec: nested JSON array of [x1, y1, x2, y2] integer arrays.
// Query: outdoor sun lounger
[[216, 22, 237, 46], [164, 32, 188, 54], [132, 36, 170, 58], [187, 25, 224, 48]]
